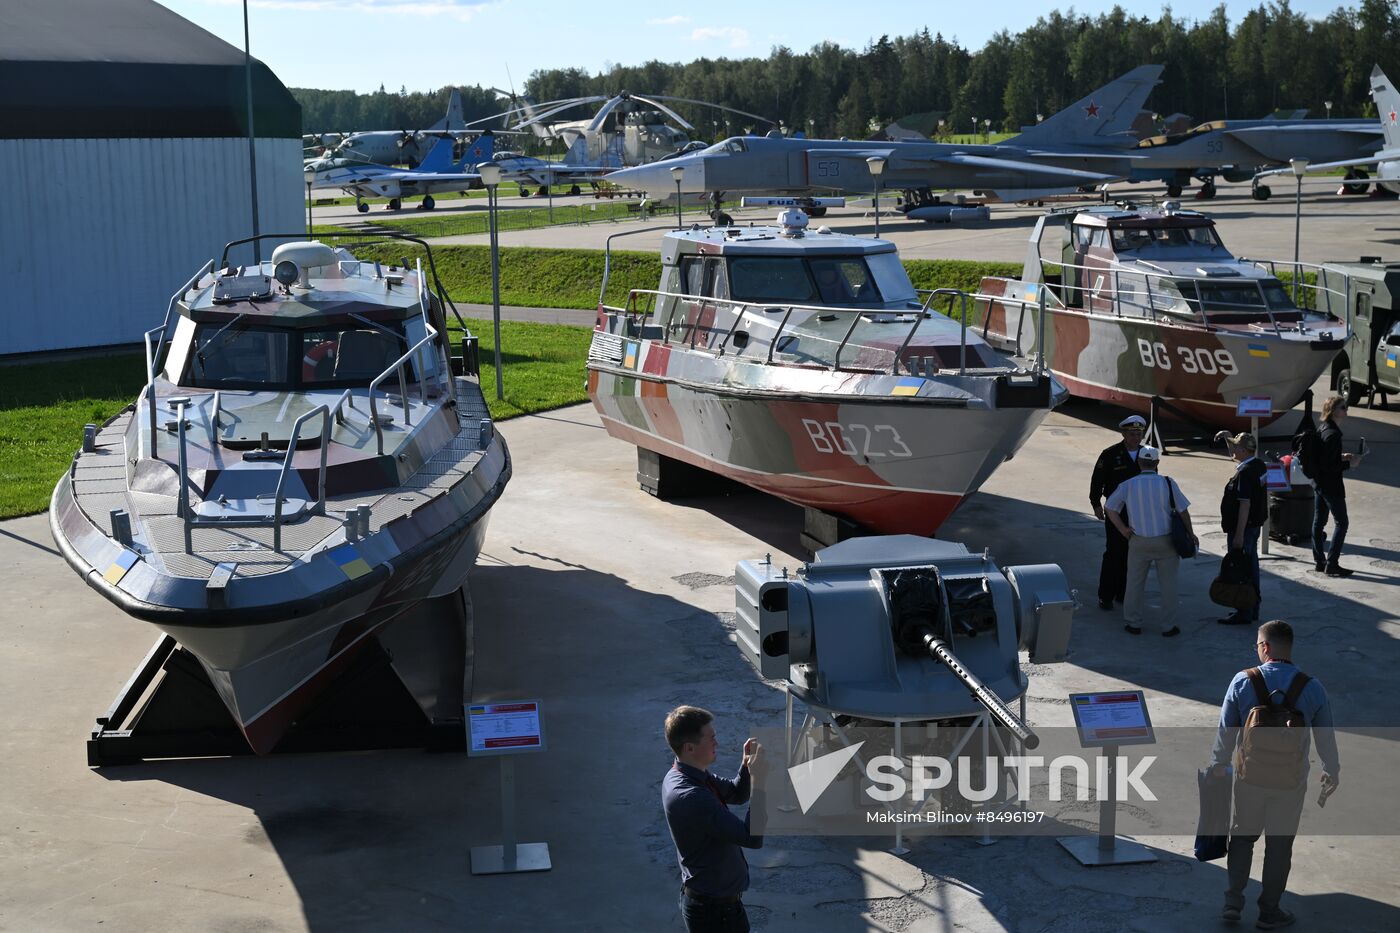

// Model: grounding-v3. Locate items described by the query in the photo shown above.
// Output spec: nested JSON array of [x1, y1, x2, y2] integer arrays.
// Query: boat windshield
[[182, 321, 407, 390], [1180, 279, 1296, 314], [727, 256, 886, 305], [1111, 225, 1223, 252]]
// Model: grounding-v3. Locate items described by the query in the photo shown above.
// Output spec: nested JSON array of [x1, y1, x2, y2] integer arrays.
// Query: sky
[[163, 0, 1347, 95]]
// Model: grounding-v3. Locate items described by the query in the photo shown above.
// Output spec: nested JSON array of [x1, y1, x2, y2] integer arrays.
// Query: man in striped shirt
[[1105, 446, 1197, 636]]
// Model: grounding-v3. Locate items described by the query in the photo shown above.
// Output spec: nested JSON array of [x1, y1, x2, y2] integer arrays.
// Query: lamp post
[[937, 118, 945, 140], [983, 118, 991, 141], [479, 161, 505, 401], [303, 167, 316, 235], [1036, 113, 1044, 124], [971, 116, 977, 140], [866, 155, 886, 238], [1290, 157, 1308, 304], [670, 165, 685, 230], [1324, 100, 1333, 120]]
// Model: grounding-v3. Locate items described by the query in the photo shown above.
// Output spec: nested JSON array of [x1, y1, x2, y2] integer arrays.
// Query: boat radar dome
[[777, 208, 809, 237], [1161, 199, 1182, 214]]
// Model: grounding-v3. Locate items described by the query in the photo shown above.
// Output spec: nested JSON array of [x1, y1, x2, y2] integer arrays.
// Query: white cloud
[[211, 0, 491, 21], [691, 26, 750, 49], [646, 15, 690, 26]]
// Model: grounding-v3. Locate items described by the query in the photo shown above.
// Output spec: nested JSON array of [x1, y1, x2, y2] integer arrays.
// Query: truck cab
[[1319, 259, 1400, 402]]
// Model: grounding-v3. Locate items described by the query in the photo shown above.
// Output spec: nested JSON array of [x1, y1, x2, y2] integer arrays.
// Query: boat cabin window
[[1189, 281, 1293, 313], [182, 321, 407, 389], [1073, 225, 1094, 251], [727, 256, 887, 306], [1110, 225, 1222, 252], [678, 256, 729, 299]]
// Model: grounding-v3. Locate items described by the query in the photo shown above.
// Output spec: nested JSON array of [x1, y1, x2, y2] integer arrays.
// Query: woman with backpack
[[1311, 396, 1364, 577]]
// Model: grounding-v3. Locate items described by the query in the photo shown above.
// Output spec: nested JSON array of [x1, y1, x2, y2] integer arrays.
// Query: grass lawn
[[0, 318, 593, 520]]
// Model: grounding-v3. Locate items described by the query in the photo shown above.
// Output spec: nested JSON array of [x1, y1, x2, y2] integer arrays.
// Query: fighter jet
[[306, 130, 495, 212], [1251, 66, 1400, 198], [484, 137, 615, 196], [603, 66, 1165, 210], [1128, 106, 1383, 199]]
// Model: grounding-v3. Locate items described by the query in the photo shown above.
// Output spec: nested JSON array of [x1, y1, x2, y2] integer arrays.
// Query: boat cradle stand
[[1144, 389, 1315, 453], [87, 592, 472, 766]]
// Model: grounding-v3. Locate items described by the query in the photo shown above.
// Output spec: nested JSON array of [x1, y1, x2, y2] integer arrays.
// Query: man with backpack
[[1209, 620, 1340, 929]]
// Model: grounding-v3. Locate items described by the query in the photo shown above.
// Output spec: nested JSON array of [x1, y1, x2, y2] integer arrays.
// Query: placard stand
[[470, 756, 552, 874], [1057, 744, 1158, 866], [467, 700, 551, 875], [1057, 691, 1158, 867]]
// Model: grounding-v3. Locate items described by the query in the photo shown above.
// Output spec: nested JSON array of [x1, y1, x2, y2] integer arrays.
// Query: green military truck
[[1319, 258, 1400, 404]]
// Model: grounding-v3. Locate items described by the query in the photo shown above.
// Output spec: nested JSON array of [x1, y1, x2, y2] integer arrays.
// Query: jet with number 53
[[604, 66, 1166, 210]]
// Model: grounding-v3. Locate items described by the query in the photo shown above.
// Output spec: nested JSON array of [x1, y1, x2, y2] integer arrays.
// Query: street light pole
[[1290, 157, 1308, 304], [971, 116, 977, 141], [479, 162, 505, 401], [983, 118, 991, 142], [303, 168, 316, 235], [866, 155, 886, 239], [1325, 100, 1333, 120], [670, 165, 685, 231]]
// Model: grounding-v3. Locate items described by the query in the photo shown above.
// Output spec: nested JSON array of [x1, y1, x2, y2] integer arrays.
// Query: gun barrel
[[924, 635, 1039, 749]]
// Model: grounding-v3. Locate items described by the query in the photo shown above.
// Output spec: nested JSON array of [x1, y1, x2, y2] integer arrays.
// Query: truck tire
[[1338, 368, 1364, 405]]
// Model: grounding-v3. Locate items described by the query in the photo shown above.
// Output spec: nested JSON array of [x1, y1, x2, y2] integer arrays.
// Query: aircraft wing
[[1252, 153, 1395, 180], [912, 152, 1118, 184]]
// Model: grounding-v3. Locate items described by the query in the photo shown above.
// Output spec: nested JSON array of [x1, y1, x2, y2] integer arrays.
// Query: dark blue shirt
[[1209, 660, 1341, 781], [662, 760, 763, 897]]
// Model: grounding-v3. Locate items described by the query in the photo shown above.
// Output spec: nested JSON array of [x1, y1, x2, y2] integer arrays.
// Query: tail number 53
[[802, 419, 912, 458], [1136, 339, 1238, 375]]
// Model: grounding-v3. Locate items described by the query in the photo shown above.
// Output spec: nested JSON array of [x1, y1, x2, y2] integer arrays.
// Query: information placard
[[467, 700, 545, 756], [1265, 462, 1290, 490], [1069, 691, 1155, 747], [1235, 396, 1273, 418]]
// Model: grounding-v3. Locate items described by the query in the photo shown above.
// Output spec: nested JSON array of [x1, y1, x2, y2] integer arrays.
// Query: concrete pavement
[[2, 380, 1398, 931]]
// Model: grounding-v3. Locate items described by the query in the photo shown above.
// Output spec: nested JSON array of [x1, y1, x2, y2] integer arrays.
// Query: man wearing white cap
[[1089, 415, 1146, 611], [1104, 445, 1197, 636]]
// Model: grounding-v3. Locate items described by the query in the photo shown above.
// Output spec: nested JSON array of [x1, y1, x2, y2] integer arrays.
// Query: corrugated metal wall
[[0, 137, 303, 354]]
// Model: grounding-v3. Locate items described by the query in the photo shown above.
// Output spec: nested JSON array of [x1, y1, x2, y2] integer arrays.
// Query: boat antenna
[[242, 1, 261, 263]]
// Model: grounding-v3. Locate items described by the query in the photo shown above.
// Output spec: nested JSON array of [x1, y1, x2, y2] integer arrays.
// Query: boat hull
[[980, 284, 1344, 430], [586, 366, 1050, 536]]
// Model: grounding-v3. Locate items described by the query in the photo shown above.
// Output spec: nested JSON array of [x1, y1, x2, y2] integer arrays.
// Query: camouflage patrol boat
[[51, 238, 510, 754], [586, 210, 1063, 538], [977, 202, 1348, 429]]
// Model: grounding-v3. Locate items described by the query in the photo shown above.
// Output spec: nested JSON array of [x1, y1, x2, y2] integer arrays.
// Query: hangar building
[[0, 0, 304, 355]]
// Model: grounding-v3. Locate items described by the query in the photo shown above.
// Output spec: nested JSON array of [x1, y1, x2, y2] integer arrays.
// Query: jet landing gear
[[385, 198, 401, 211], [1341, 168, 1371, 196], [1165, 184, 1183, 198], [417, 195, 436, 211], [1193, 178, 1217, 200], [1252, 181, 1273, 201], [356, 199, 369, 213]]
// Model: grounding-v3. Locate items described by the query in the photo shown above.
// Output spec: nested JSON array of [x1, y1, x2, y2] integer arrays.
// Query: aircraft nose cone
[[607, 157, 705, 198]]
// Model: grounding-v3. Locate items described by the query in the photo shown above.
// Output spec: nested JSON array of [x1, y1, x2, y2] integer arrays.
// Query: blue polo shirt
[[662, 760, 763, 898], [1209, 660, 1341, 781]]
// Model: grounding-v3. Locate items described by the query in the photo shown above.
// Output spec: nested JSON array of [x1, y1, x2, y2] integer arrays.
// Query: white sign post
[[1057, 691, 1158, 867], [1236, 396, 1273, 554], [468, 700, 551, 875]]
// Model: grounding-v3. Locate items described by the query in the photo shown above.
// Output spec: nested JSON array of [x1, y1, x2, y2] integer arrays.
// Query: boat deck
[[67, 378, 493, 581]]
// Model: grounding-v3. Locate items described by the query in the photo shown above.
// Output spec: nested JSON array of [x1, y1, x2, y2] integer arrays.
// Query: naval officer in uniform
[[1090, 415, 1146, 611]]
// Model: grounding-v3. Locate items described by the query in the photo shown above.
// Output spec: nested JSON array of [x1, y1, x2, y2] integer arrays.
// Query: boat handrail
[[368, 325, 440, 456], [169, 389, 354, 553], [604, 288, 995, 378], [272, 405, 333, 553], [1032, 256, 1348, 335]]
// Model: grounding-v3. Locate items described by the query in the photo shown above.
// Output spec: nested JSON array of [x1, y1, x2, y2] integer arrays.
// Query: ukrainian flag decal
[[1387, 351, 1397, 369], [328, 543, 372, 580], [623, 341, 639, 370], [103, 549, 140, 585], [891, 377, 923, 397], [1247, 343, 1271, 358]]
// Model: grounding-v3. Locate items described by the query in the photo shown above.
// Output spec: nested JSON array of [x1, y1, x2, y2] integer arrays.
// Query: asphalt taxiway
[[2, 375, 1398, 931]]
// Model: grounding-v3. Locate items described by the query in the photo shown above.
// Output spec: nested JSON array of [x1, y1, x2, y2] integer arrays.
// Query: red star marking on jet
[[1084, 100, 1101, 119], [1390, 109, 1398, 124]]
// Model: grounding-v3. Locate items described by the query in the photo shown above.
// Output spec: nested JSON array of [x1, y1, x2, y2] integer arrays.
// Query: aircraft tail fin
[[427, 88, 466, 133], [415, 134, 458, 173], [1373, 65, 1399, 150], [458, 131, 495, 170], [562, 136, 589, 167], [1009, 65, 1164, 149]]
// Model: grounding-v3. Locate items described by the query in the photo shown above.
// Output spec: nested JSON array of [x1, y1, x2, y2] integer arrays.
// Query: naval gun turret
[[735, 535, 1073, 739]]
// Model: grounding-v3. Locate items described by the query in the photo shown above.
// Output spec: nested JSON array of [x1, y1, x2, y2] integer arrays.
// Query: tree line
[[294, 1, 1400, 143]]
